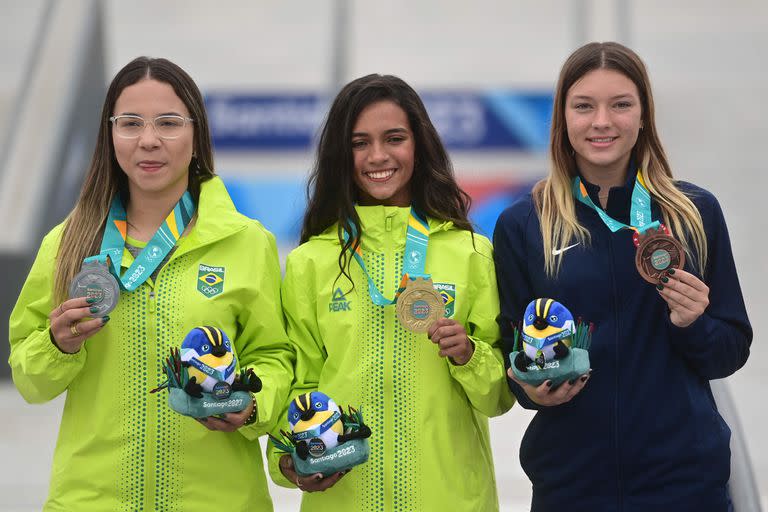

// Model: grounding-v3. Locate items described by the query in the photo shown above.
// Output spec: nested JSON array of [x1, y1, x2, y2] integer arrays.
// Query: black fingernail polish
[[86, 297, 97, 304], [656, 283, 664, 290], [661, 276, 669, 283], [102, 316, 110, 323], [546, 381, 553, 387], [568, 379, 576, 385], [668, 268, 675, 275], [581, 375, 588, 382], [89, 306, 99, 314]]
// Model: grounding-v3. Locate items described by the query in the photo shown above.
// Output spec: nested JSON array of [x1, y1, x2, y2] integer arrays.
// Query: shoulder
[[494, 193, 538, 243], [676, 181, 719, 209], [36, 222, 66, 259], [497, 193, 537, 228], [284, 235, 339, 274], [675, 181, 725, 226]]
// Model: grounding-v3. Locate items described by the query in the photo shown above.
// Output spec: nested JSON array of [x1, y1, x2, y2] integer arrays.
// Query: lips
[[587, 136, 617, 148], [364, 168, 396, 182], [138, 160, 165, 171]]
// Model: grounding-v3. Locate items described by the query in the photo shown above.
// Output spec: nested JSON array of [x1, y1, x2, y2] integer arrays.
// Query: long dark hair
[[301, 74, 472, 283], [54, 57, 215, 301]]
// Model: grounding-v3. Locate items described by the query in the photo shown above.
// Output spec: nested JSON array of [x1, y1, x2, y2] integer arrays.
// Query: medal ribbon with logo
[[572, 170, 685, 283], [344, 209, 444, 332], [87, 191, 196, 291]]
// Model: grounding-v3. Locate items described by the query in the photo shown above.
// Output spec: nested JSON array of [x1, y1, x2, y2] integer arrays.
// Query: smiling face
[[351, 100, 415, 207], [112, 79, 194, 201], [565, 68, 643, 182]]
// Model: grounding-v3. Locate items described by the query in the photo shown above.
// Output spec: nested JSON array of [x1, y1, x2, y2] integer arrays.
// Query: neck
[[126, 185, 187, 242]]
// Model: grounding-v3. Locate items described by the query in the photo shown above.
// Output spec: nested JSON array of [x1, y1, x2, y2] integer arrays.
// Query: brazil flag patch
[[197, 264, 224, 297], [433, 282, 456, 317]]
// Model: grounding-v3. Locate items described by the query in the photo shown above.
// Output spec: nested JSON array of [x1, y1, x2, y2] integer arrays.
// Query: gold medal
[[396, 277, 445, 333]]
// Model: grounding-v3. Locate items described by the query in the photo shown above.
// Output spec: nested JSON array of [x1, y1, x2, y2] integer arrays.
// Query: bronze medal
[[634, 227, 685, 283], [396, 277, 445, 333]]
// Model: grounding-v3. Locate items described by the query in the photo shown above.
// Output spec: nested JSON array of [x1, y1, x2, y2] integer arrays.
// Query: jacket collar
[[176, 176, 248, 254], [312, 205, 455, 251], [578, 158, 638, 223]]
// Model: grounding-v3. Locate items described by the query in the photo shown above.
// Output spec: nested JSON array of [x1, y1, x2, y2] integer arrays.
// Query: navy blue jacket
[[493, 171, 751, 512]]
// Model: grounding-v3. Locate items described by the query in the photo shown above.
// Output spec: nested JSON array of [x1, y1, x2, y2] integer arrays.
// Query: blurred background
[[0, 0, 765, 510]]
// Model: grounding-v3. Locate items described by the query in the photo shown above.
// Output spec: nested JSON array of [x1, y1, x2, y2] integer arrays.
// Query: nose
[[367, 140, 388, 163], [137, 122, 161, 148], [591, 105, 611, 129]]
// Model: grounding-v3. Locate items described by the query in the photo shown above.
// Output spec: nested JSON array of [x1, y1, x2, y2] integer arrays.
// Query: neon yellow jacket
[[9, 177, 294, 512], [268, 205, 514, 511]]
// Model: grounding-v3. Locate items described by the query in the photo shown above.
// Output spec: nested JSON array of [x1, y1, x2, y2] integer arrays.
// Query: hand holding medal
[[49, 296, 110, 353], [428, 318, 474, 365], [656, 268, 710, 328]]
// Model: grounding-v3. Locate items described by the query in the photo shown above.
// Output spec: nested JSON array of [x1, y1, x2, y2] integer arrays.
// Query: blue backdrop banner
[[206, 91, 552, 151]]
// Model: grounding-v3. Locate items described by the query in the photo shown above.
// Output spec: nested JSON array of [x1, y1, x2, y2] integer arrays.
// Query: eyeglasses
[[109, 115, 194, 140]]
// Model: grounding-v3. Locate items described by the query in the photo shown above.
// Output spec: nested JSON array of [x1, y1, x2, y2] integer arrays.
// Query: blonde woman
[[493, 42, 751, 511], [9, 57, 293, 511]]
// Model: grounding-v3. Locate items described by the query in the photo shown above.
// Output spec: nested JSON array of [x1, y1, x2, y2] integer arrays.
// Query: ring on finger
[[70, 323, 80, 337]]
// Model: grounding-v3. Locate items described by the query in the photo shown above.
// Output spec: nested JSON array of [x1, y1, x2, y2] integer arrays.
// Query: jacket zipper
[[607, 230, 623, 510]]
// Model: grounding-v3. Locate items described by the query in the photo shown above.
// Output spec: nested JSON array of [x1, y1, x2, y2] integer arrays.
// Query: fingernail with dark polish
[[102, 316, 110, 323], [581, 375, 589, 382], [546, 381, 553, 388], [568, 379, 576, 385], [661, 276, 669, 283], [656, 283, 664, 291], [86, 297, 97, 304], [667, 268, 675, 275], [89, 306, 99, 314]]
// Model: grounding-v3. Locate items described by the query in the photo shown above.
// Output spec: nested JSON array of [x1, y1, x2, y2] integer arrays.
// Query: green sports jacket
[[9, 177, 294, 511], [268, 205, 514, 511]]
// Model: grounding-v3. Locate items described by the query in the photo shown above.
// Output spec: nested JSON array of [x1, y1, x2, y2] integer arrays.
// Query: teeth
[[367, 169, 395, 179], [591, 137, 615, 143]]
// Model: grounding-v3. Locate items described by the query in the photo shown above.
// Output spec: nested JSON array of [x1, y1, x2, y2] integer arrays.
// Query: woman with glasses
[[493, 42, 751, 510], [8, 57, 294, 511]]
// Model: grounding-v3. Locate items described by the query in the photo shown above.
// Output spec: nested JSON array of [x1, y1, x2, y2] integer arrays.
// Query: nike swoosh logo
[[551, 242, 580, 256]]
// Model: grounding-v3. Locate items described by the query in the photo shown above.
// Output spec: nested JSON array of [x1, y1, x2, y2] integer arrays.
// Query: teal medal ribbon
[[85, 191, 196, 291], [572, 170, 660, 235], [343, 209, 431, 306]]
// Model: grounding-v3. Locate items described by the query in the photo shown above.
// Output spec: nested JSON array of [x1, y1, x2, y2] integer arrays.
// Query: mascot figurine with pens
[[509, 298, 593, 387], [151, 326, 262, 418], [269, 391, 372, 477]]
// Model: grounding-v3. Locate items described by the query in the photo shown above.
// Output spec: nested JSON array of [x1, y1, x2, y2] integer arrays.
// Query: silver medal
[[69, 260, 120, 315]]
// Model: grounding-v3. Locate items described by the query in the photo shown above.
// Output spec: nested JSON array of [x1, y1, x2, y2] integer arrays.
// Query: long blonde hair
[[53, 57, 216, 302], [536, 42, 707, 277]]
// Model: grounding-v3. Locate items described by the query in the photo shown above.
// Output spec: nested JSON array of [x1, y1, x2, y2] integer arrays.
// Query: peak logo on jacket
[[329, 287, 351, 312], [198, 264, 224, 297]]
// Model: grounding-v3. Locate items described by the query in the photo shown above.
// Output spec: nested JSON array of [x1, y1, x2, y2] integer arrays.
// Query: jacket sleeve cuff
[[663, 312, 710, 351]]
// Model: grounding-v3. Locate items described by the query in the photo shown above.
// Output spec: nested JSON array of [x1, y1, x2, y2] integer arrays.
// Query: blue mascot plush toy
[[270, 391, 371, 477], [510, 298, 592, 387], [151, 326, 262, 418]]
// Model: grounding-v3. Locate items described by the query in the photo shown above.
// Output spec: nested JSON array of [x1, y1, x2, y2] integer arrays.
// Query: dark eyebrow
[[116, 111, 184, 117], [570, 94, 636, 101], [351, 127, 409, 137]]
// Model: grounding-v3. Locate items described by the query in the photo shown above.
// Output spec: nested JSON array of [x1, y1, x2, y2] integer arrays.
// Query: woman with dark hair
[[494, 42, 751, 510], [8, 57, 294, 511], [268, 74, 513, 510]]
